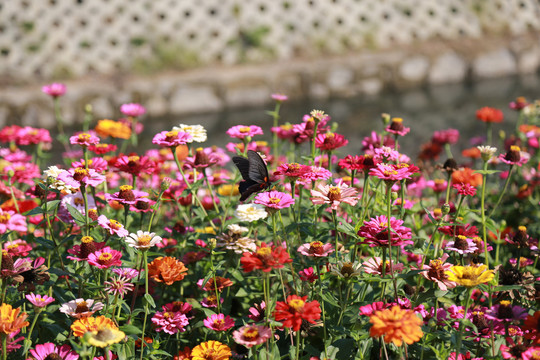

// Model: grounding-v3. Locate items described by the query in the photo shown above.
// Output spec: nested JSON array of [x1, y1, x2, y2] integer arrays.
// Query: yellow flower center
[[6, 244, 18, 249], [269, 197, 281, 204], [0, 213, 11, 223], [518, 225, 527, 232], [383, 170, 398, 176], [78, 133, 91, 141], [128, 155, 140, 162], [510, 145, 521, 152], [434, 179, 445, 185], [74, 198, 84, 206], [81, 236, 94, 243], [288, 299, 305, 311], [138, 235, 152, 246], [499, 300, 511, 307], [99, 252, 112, 261], [109, 220, 121, 230], [392, 117, 403, 123], [239, 126, 251, 133], [256, 247, 272, 257], [120, 185, 133, 191], [242, 327, 259, 340]]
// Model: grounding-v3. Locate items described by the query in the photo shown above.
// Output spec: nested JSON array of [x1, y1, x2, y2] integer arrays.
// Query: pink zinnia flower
[[28, 343, 79, 360], [452, 183, 477, 196], [3, 162, 41, 185], [112, 267, 139, 280], [152, 130, 193, 147], [485, 300, 527, 322], [254, 190, 295, 210], [363, 257, 404, 275], [41, 83, 66, 97], [106, 185, 150, 206], [3, 239, 32, 257], [509, 96, 528, 111], [233, 324, 272, 348], [315, 132, 348, 151], [0, 209, 27, 234], [359, 301, 387, 316], [426, 179, 447, 193], [203, 313, 235, 331], [69, 132, 100, 147], [120, 103, 146, 117], [310, 182, 358, 210], [445, 235, 478, 254], [357, 215, 413, 247], [248, 302, 266, 323], [498, 145, 529, 166], [299, 166, 333, 183], [59, 298, 104, 318], [385, 118, 410, 137], [369, 163, 414, 182], [57, 168, 106, 188], [67, 237, 106, 262], [25, 293, 55, 308], [152, 309, 189, 334], [420, 253, 456, 291], [113, 155, 155, 175], [15, 126, 52, 145], [297, 241, 334, 257], [298, 267, 318, 283], [87, 246, 123, 269], [271, 93, 288, 102], [432, 129, 459, 145], [104, 276, 134, 298], [226, 125, 263, 139], [71, 157, 108, 172], [274, 162, 311, 180], [97, 215, 129, 237]]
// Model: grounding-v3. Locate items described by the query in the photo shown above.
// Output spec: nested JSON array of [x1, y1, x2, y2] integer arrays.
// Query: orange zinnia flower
[[461, 147, 481, 159], [95, 119, 132, 139], [369, 306, 423, 346], [71, 315, 118, 337], [0, 303, 29, 334], [451, 168, 482, 187], [191, 340, 231, 360], [148, 256, 188, 285], [476, 107, 503, 123]]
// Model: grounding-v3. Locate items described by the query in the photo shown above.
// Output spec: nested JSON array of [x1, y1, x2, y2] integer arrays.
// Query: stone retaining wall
[[1, 32, 539, 127]]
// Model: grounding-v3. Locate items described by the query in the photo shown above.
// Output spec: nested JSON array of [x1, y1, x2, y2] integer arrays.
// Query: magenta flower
[[369, 162, 416, 182], [385, 118, 410, 136], [426, 179, 447, 193], [271, 93, 288, 102], [3, 239, 32, 257], [363, 257, 404, 275], [298, 267, 318, 283], [97, 215, 129, 237], [151, 310, 189, 334], [120, 103, 146, 117], [247, 301, 266, 323], [69, 132, 100, 147], [203, 313, 235, 331], [297, 241, 334, 257], [3, 162, 41, 185], [274, 162, 311, 179], [15, 126, 52, 145], [233, 324, 272, 348], [28, 343, 79, 360], [499, 145, 529, 166], [105, 185, 150, 206], [71, 157, 108, 172], [112, 267, 139, 280], [254, 190, 295, 210], [452, 182, 477, 196], [226, 125, 264, 139], [357, 215, 413, 247], [0, 209, 27, 234], [315, 132, 349, 151], [67, 238, 106, 262], [445, 235, 478, 254], [104, 276, 134, 298], [420, 253, 456, 291], [310, 182, 358, 210], [486, 300, 527, 322], [87, 246, 123, 269], [299, 166, 333, 183], [57, 168, 106, 188], [25, 293, 55, 308], [41, 83, 66, 97], [432, 129, 459, 145], [152, 130, 193, 147]]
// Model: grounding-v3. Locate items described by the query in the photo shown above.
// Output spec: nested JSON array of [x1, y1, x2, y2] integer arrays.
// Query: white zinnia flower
[[59, 298, 104, 319], [43, 166, 76, 193], [125, 230, 163, 250], [173, 124, 207, 143], [234, 204, 268, 222], [226, 237, 257, 254], [477, 145, 497, 162], [227, 224, 249, 235]]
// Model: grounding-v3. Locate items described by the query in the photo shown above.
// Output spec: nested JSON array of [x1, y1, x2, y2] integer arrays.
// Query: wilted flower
[[59, 299, 104, 319], [329, 261, 362, 278]]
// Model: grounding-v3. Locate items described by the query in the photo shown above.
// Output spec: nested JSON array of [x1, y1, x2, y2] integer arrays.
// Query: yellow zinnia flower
[[95, 119, 131, 139], [191, 340, 231, 360], [0, 303, 29, 334], [71, 315, 118, 337], [86, 327, 126, 347], [445, 264, 495, 288]]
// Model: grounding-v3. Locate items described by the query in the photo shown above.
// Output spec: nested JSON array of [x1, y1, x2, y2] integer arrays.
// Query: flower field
[[0, 86, 538, 359]]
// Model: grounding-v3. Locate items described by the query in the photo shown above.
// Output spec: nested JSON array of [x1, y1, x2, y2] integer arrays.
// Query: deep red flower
[[273, 295, 321, 331], [240, 243, 292, 273]]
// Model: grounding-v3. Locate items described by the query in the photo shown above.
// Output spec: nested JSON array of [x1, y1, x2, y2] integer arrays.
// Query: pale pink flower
[[42, 83, 66, 97], [271, 93, 288, 102], [0, 209, 27, 234], [226, 125, 263, 139], [112, 267, 139, 280], [59, 298, 104, 318], [152, 130, 193, 147], [25, 293, 55, 308], [445, 235, 478, 254], [69, 132, 100, 147], [104, 276, 134, 298], [203, 313, 235, 331], [57, 168, 106, 188], [310, 182, 358, 210], [97, 215, 129, 237], [297, 241, 334, 257], [363, 257, 404, 275], [28, 343, 79, 360], [120, 103, 146, 117], [233, 324, 272, 348]]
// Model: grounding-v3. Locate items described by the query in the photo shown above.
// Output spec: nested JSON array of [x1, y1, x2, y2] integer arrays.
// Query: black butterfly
[[232, 150, 271, 201]]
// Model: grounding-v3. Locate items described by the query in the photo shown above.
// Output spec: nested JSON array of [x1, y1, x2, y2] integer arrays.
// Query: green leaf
[[144, 293, 156, 308], [65, 203, 86, 226], [34, 237, 55, 250], [120, 324, 142, 335], [44, 200, 61, 213], [474, 169, 501, 175]]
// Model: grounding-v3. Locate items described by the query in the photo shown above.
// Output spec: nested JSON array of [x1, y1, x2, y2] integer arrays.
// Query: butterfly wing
[[232, 155, 251, 181], [246, 150, 270, 185], [233, 151, 271, 201]]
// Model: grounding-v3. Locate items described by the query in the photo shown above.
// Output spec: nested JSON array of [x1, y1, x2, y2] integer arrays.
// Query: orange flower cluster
[[369, 306, 423, 346], [148, 256, 188, 285], [0, 303, 29, 334], [476, 107, 504, 123], [71, 315, 118, 337], [452, 168, 482, 188], [95, 119, 131, 139]]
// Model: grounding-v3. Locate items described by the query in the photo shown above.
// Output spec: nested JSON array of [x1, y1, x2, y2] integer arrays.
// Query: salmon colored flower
[[95, 119, 132, 139], [0, 303, 29, 334], [451, 168, 482, 187], [369, 305, 423, 346], [420, 254, 456, 291], [232, 324, 272, 348], [310, 182, 358, 210], [71, 315, 118, 337], [445, 264, 495, 288], [148, 257, 188, 285], [191, 341, 231, 360], [297, 241, 334, 257], [241, 243, 292, 273], [273, 295, 321, 331], [476, 106, 503, 123]]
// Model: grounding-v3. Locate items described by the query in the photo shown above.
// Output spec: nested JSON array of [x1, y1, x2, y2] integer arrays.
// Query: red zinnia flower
[[476, 107, 503, 123], [273, 295, 321, 331], [315, 132, 348, 151], [240, 243, 292, 273]]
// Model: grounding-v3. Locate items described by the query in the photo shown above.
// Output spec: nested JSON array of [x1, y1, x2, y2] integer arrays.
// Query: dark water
[[139, 74, 539, 161]]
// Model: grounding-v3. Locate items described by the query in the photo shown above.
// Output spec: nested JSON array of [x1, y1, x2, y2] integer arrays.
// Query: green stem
[[455, 288, 472, 356], [480, 161, 489, 268], [489, 165, 514, 217], [139, 251, 149, 360], [24, 308, 42, 359], [332, 209, 339, 264]]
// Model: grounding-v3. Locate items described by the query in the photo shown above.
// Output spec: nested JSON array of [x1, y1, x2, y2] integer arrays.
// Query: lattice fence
[[1, 0, 539, 81]]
